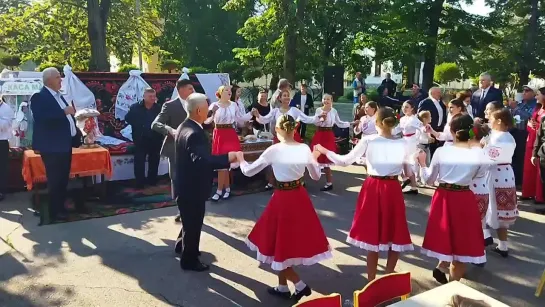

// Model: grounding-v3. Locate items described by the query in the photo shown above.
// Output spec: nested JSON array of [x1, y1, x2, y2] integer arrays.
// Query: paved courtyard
[[1, 103, 544, 307]]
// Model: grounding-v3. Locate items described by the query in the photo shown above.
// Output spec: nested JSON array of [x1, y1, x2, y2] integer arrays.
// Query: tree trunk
[[282, 0, 307, 84], [421, 0, 445, 91], [517, 0, 539, 91], [87, 0, 111, 71]]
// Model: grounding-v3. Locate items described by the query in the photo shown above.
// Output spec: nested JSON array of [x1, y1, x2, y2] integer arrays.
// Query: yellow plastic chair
[[536, 269, 545, 297], [354, 272, 411, 307], [293, 293, 342, 307]]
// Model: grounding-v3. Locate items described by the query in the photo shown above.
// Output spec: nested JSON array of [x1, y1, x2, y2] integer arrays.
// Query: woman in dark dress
[[247, 89, 271, 133]]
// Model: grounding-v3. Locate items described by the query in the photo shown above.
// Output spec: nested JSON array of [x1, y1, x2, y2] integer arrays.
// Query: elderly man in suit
[[418, 87, 447, 157], [31, 67, 79, 221], [471, 72, 503, 119], [174, 93, 240, 271], [152, 79, 195, 199]]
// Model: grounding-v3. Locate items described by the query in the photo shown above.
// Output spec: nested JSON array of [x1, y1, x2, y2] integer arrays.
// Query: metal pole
[[136, 0, 143, 70]]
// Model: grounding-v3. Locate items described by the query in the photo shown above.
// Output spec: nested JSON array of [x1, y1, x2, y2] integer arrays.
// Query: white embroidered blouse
[[205, 101, 253, 126]]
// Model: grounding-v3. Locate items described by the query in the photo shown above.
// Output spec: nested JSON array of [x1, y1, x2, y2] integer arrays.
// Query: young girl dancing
[[315, 107, 413, 281], [310, 94, 353, 191], [484, 108, 517, 257], [237, 114, 331, 302], [427, 99, 466, 146], [418, 114, 487, 283], [395, 101, 423, 194], [206, 85, 253, 201], [354, 101, 378, 137]]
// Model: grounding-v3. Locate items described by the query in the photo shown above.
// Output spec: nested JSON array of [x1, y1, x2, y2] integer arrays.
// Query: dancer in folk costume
[[483, 108, 517, 257], [354, 101, 378, 137], [427, 99, 466, 146], [310, 94, 354, 191], [416, 110, 434, 167], [418, 114, 487, 283], [521, 88, 545, 202], [205, 85, 253, 201], [254, 88, 323, 190], [315, 107, 413, 281], [395, 101, 423, 195], [237, 114, 331, 302]]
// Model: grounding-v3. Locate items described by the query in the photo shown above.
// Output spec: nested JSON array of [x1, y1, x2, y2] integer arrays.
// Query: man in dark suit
[[418, 87, 447, 157], [125, 88, 163, 188], [381, 73, 397, 97], [290, 83, 314, 138], [470, 72, 503, 119], [174, 93, 239, 271], [31, 67, 78, 221], [152, 79, 194, 199]]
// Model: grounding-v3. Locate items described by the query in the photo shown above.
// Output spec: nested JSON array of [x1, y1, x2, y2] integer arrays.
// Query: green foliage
[[188, 66, 210, 73], [0, 0, 29, 14], [118, 64, 139, 72], [217, 60, 245, 83], [38, 62, 63, 72], [160, 59, 181, 72], [434, 62, 460, 84], [242, 66, 263, 83], [0, 55, 21, 68]]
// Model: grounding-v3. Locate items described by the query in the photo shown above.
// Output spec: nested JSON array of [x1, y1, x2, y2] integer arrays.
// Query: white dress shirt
[[0, 102, 14, 141], [45, 86, 77, 137], [240, 143, 321, 182], [430, 97, 444, 127], [300, 95, 307, 110]]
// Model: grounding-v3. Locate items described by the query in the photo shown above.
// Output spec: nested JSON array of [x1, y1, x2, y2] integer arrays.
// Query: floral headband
[[468, 126, 479, 139]]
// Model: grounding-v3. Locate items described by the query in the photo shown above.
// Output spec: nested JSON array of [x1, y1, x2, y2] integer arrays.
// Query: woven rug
[[38, 172, 267, 225]]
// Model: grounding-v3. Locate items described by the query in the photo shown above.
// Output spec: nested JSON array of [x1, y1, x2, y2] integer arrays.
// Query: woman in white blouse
[[353, 101, 378, 137], [315, 107, 414, 281], [237, 114, 331, 302], [395, 101, 423, 194], [427, 98, 466, 146], [483, 108, 517, 258], [417, 114, 487, 283], [309, 94, 353, 191], [254, 88, 322, 190], [205, 85, 253, 201]]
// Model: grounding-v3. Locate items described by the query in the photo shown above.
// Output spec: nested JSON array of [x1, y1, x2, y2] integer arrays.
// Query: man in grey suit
[[152, 79, 195, 221]]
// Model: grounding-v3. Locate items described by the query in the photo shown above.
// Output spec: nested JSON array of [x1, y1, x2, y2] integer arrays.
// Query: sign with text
[[0, 79, 43, 95]]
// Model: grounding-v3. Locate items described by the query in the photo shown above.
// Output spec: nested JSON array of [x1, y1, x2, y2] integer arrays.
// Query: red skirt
[[347, 176, 413, 252], [246, 186, 332, 271], [211, 127, 241, 155], [310, 129, 337, 165], [522, 138, 544, 201], [421, 187, 486, 263]]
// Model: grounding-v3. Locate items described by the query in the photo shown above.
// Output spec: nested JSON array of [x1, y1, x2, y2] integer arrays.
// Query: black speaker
[[323, 66, 345, 101]]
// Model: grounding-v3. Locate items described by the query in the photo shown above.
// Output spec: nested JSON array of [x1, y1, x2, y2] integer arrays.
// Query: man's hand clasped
[[64, 106, 75, 116]]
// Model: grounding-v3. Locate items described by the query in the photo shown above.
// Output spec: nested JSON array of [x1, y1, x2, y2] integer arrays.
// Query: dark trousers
[[0, 140, 8, 194], [134, 140, 161, 185], [298, 123, 307, 139], [511, 129, 527, 186], [41, 151, 72, 218], [177, 199, 205, 265]]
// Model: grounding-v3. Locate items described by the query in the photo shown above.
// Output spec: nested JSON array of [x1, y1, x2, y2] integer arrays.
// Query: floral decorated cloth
[[114, 70, 150, 120], [22, 147, 113, 190]]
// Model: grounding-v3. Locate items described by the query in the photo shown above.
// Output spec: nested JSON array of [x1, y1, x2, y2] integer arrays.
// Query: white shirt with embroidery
[[256, 107, 319, 125], [205, 101, 252, 126], [315, 107, 351, 128], [420, 146, 488, 186]]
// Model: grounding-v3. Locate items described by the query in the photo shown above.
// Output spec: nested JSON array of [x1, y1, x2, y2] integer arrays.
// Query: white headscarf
[[15, 101, 29, 131]]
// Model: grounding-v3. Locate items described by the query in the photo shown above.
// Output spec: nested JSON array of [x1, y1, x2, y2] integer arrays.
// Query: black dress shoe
[[484, 237, 494, 247], [432, 268, 448, 284], [401, 179, 411, 189], [492, 247, 509, 258], [267, 287, 291, 299], [320, 184, 333, 191], [181, 261, 210, 272], [403, 189, 418, 195], [291, 286, 311, 302], [473, 262, 486, 268]]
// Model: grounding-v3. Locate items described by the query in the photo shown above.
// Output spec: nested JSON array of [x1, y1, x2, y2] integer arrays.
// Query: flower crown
[[468, 126, 479, 139]]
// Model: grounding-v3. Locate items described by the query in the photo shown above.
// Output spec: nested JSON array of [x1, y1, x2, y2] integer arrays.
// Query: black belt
[[215, 124, 233, 129], [317, 127, 333, 131], [369, 175, 398, 180], [275, 179, 303, 190], [438, 183, 469, 191]]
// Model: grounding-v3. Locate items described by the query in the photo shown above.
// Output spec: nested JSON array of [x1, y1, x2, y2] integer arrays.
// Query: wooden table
[[22, 147, 113, 224], [391, 281, 510, 307]]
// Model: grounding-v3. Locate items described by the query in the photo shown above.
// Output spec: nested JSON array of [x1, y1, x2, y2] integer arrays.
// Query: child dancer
[[395, 101, 422, 194], [428, 99, 466, 146], [484, 108, 517, 257], [310, 94, 353, 191], [315, 107, 413, 281], [237, 114, 331, 302], [353, 101, 378, 137], [418, 114, 487, 283], [417, 111, 433, 167], [206, 85, 253, 201]]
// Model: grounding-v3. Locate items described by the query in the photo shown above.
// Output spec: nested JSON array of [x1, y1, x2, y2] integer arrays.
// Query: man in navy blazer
[[289, 84, 314, 138], [31, 67, 78, 221], [471, 72, 503, 119]]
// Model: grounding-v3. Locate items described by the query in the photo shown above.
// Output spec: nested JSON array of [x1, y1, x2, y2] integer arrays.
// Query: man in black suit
[[290, 84, 314, 138], [381, 73, 397, 97], [470, 72, 503, 119], [174, 93, 240, 271], [417, 87, 447, 157], [125, 88, 163, 188], [31, 67, 79, 221]]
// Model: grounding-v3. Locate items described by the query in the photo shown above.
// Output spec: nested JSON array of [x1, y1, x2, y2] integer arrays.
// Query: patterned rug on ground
[[38, 173, 267, 225]]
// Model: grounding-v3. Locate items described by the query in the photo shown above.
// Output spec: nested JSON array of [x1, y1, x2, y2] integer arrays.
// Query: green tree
[[434, 62, 460, 84], [0, 0, 29, 14]]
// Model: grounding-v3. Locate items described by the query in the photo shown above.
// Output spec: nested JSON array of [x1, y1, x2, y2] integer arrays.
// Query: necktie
[[480, 90, 486, 102]]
